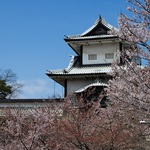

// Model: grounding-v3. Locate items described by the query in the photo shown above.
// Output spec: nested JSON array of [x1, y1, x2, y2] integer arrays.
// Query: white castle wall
[[82, 43, 119, 65]]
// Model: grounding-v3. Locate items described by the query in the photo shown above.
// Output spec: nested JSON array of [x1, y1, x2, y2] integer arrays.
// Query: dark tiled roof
[[0, 99, 64, 103]]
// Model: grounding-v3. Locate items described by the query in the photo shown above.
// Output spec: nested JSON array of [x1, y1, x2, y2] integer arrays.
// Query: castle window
[[88, 54, 97, 60], [105, 53, 114, 59]]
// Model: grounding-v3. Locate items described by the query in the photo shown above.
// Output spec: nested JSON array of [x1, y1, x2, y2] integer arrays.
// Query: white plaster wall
[[0, 103, 48, 108], [0, 102, 63, 116], [67, 78, 108, 94], [83, 43, 119, 65]]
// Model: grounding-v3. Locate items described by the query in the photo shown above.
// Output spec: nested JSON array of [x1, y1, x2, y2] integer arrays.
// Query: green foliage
[[0, 80, 12, 99]]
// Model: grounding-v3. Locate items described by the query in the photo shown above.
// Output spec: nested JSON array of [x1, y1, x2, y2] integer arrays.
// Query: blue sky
[[0, 0, 132, 99]]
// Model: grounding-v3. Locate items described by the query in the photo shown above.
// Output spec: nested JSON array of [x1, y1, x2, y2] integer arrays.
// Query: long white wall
[[82, 43, 119, 65]]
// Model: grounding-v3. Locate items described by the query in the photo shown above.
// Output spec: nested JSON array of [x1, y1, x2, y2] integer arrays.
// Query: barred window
[[88, 54, 97, 60], [105, 53, 114, 59]]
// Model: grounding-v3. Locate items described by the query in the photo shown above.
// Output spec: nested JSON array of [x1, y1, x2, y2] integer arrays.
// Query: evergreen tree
[[0, 80, 12, 99]]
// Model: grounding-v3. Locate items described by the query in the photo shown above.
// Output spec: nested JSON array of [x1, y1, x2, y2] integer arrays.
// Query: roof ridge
[[66, 55, 78, 72]]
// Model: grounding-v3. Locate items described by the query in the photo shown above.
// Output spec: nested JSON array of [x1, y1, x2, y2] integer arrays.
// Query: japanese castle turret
[[46, 15, 141, 98]]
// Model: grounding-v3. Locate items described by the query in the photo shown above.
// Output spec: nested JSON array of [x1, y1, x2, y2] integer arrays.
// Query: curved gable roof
[[75, 81, 108, 93], [80, 16, 115, 37], [64, 15, 118, 40]]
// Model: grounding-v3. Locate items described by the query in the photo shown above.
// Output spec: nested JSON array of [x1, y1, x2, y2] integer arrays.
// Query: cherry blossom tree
[[0, 93, 147, 150], [0, 102, 62, 150], [55, 95, 146, 150], [107, 0, 150, 142]]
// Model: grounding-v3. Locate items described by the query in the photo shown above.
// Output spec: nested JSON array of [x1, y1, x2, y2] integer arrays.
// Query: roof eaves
[[46, 72, 109, 77], [46, 68, 67, 75], [66, 35, 118, 40]]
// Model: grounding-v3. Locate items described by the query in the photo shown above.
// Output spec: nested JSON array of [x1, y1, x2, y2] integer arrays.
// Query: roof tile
[[46, 56, 111, 76]]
